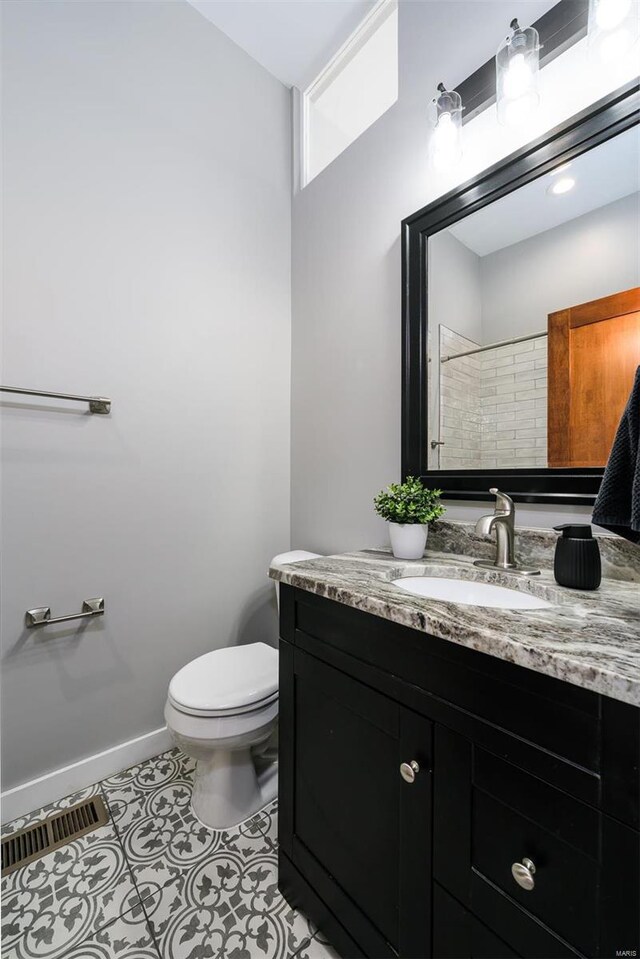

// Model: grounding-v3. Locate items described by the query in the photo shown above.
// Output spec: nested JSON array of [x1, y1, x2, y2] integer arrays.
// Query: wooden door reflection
[[548, 288, 640, 468]]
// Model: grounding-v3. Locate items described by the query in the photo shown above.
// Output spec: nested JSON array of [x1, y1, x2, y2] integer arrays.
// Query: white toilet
[[165, 550, 321, 830]]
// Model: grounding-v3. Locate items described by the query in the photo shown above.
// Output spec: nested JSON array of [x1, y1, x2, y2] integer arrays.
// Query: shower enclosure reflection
[[427, 125, 640, 472]]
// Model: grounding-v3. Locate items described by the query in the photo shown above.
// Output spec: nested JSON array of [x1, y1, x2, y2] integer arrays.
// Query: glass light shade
[[431, 85, 463, 170], [588, 0, 639, 63], [496, 20, 540, 127]]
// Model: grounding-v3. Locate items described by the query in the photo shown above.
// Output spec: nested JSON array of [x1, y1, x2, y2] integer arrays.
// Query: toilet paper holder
[[26, 597, 105, 628]]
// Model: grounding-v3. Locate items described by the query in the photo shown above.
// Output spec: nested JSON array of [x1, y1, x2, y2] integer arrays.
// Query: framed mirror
[[402, 79, 639, 504]]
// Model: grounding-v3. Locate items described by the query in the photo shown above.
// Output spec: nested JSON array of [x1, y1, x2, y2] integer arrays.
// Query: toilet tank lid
[[169, 642, 278, 713], [271, 550, 322, 566]]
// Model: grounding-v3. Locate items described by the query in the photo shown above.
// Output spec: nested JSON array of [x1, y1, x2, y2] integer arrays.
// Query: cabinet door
[[282, 643, 432, 958]]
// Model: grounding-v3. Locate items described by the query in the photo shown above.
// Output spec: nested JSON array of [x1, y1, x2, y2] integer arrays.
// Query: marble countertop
[[269, 547, 640, 707]]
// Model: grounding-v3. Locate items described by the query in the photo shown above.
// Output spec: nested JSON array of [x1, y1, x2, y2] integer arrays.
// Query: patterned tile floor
[[1, 750, 339, 959]]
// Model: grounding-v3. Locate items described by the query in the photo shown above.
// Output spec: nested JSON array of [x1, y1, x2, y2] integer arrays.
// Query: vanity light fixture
[[430, 82, 463, 170], [588, 0, 638, 63], [496, 18, 541, 127], [547, 176, 576, 195]]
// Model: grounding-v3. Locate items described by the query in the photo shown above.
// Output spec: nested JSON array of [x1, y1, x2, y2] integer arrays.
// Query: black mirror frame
[[401, 78, 640, 505]]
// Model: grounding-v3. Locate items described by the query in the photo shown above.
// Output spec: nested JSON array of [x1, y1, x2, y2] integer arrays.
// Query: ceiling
[[449, 125, 640, 257], [187, 0, 376, 89]]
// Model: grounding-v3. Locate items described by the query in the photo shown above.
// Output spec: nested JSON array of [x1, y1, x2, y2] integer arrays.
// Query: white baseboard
[[1, 726, 173, 825]]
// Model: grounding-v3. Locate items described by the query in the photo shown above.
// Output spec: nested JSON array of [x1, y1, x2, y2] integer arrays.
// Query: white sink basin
[[392, 576, 553, 610]]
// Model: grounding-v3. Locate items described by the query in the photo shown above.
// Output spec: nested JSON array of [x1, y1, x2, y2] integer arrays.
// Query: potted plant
[[374, 476, 445, 559]]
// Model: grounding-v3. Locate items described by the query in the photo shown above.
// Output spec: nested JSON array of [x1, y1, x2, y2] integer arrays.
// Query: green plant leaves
[[373, 476, 445, 525]]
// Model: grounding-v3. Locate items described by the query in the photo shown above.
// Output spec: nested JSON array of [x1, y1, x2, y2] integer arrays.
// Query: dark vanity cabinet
[[280, 641, 433, 957], [277, 585, 640, 959]]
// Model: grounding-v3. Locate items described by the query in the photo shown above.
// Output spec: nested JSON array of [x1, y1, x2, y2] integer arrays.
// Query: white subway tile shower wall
[[439, 328, 548, 469], [439, 326, 482, 470], [480, 337, 548, 469]]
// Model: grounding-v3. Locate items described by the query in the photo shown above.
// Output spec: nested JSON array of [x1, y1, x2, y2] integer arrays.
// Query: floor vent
[[1, 796, 109, 877]]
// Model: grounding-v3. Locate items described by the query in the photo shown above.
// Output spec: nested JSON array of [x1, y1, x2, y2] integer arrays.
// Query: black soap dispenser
[[553, 525, 601, 590]]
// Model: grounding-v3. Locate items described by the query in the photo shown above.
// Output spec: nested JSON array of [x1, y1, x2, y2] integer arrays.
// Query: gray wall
[[1, 1, 291, 789], [428, 233, 481, 468], [290, 0, 572, 555], [290, 0, 640, 550], [429, 233, 482, 344], [429, 193, 639, 345], [481, 194, 640, 341]]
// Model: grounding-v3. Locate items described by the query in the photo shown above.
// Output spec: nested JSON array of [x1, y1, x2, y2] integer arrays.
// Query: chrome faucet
[[474, 488, 539, 576]]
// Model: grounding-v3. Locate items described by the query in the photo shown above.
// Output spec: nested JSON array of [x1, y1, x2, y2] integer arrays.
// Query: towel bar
[[1, 386, 111, 414], [26, 598, 105, 628]]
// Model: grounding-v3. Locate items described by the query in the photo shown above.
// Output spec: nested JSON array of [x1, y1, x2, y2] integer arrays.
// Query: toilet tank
[[270, 551, 322, 610]]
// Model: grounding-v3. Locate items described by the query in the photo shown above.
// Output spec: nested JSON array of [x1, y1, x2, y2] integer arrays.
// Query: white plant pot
[[388, 522, 428, 560]]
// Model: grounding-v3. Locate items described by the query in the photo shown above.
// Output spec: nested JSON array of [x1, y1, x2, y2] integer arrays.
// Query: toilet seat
[[168, 642, 278, 718], [165, 694, 279, 747], [168, 689, 278, 718]]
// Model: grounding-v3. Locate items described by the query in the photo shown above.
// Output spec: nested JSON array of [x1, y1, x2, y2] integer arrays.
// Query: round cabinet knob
[[511, 858, 536, 891], [400, 760, 420, 784]]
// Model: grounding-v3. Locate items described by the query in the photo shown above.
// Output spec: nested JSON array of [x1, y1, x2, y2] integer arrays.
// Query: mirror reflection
[[427, 125, 640, 471]]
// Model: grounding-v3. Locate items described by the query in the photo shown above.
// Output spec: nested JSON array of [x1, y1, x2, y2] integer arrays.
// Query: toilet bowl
[[165, 550, 321, 829]]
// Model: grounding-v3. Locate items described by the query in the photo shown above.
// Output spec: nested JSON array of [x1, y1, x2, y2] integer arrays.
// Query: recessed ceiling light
[[547, 176, 576, 196]]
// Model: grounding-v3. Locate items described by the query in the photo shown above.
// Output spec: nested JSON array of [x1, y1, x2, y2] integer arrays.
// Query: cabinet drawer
[[473, 749, 599, 955], [433, 884, 521, 958], [435, 726, 640, 957], [472, 788, 597, 954], [469, 876, 584, 959], [435, 727, 604, 956]]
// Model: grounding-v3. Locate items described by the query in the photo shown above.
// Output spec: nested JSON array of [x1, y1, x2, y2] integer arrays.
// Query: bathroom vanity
[[271, 535, 640, 959]]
